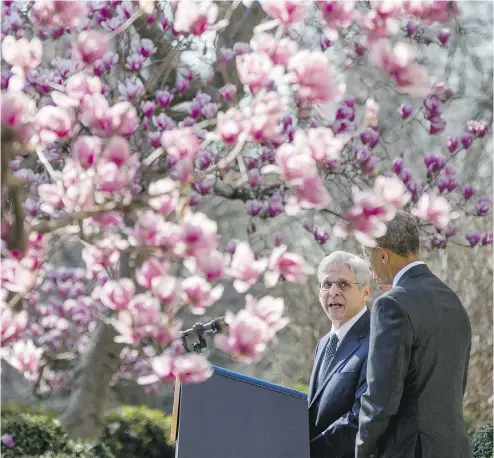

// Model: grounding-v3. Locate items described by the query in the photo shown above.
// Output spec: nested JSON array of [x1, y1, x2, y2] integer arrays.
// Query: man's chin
[[326, 304, 346, 320]]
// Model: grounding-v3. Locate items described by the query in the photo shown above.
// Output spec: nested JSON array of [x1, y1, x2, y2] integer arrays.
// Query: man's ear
[[378, 247, 389, 264], [363, 283, 372, 301]]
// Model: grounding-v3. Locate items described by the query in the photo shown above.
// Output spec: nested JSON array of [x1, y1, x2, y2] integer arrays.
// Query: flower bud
[[446, 136, 458, 153], [461, 133, 473, 149], [399, 104, 412, 119], [462, 184, 476, 200], [465, 231, 481, 247], [437, 28, 451, 46]]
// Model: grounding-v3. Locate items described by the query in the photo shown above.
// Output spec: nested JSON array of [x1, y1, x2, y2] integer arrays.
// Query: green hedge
[[3, 403, 490, 458], [1, 404, 174, 458], [101, 406, 174, 458], [472, 423, 493, 458]]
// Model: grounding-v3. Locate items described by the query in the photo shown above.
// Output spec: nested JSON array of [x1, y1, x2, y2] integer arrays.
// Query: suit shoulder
[[371, 293, 413, 325], [373, 292, 402, 309]]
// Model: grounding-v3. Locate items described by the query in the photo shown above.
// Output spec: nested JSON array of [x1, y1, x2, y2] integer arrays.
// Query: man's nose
[[329, 283, 341, 295]]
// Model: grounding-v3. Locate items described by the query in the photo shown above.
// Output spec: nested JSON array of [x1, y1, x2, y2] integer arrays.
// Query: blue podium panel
[[175, 366, 310, 458]]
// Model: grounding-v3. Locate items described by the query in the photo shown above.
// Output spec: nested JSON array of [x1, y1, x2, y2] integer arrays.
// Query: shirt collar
[[392, 261, 426, 288], [331, 306, 368, 343]]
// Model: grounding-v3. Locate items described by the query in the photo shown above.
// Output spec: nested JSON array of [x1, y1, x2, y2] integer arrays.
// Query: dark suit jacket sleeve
[[463, 338, 471, 395], [310, 360, 368, 457], [355, 296, 413, 458]]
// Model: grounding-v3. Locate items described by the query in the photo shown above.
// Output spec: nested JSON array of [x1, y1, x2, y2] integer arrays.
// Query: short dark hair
[[375, 210, 420, 256]]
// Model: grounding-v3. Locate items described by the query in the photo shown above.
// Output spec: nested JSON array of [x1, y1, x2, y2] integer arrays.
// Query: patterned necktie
[[316, 333, 339, 390]]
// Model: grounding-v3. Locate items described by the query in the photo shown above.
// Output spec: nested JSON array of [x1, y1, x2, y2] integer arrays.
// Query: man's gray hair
[[375, 210, 420, 256], [317, 251, 371, 285]]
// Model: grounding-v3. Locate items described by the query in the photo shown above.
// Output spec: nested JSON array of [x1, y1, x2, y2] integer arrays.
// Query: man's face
[[318, 263, 369, 326], [362, 247, 388, 285]]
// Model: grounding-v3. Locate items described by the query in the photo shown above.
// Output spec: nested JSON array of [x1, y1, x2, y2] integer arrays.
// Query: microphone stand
[[179, 316, 226, 354]]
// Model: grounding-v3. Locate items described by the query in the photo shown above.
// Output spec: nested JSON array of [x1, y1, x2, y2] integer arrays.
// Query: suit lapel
[[309, 310, 370, 408], [308, 332, 331, 402]]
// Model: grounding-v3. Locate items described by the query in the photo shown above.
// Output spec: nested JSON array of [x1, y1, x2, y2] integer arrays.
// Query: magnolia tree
[[1, 0, 492, 438]]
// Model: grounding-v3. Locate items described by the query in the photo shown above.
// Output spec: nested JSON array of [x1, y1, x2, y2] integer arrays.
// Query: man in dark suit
[[309, 251, 372, 458], [357, 210, 472, 458]]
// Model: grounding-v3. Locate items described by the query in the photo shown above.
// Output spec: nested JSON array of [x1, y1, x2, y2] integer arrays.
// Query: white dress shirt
[[392, 261, 426, 288], [330, 306, 368, 346]]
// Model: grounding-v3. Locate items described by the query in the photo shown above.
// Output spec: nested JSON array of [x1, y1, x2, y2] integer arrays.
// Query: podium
[[171, 365, 310, 458]]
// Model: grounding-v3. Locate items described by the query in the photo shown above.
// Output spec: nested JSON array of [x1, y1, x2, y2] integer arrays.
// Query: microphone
[[180, 316, 227, 353]]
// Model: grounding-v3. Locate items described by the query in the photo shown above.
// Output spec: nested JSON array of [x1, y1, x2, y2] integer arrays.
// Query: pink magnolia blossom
[[317, 1, 355, 32], [236, 52, 274, 91], [364, 99, 379, 126], [173, 353, 214, 383], [136, 258, 169, 290], [276, 142, 318, 182], [265, 245, 314, 287], [370, 41, 430, 95], [64, 73, 103, 106], [251, 34, 298, 66], [138, 351, 175, 384], [216, 108, 245, 144], [289, 174, 331, 212], [244, 294, 289, 338], [259, 0, 306, 24], [34, 106, 73, 143], [333, 179, 410, 246], [2, 36, 42, 75], [73, 30, 109, 64], [151, 275, 180, 308], [79, 238, 122, 274], [288, 51, 340, 104], [0, 91, 35, 142], [178, 212, 219, 258], [219, 83, 237, 101], [229, 241, 268, 293], [101, 136, 132, 166], [97, 278, 135, 312], [181, 276, 224, 315], [411, 193, 455, 230], [130, 212, 182, 249], [360, 7, 401, 43], [173, 0, 218, 35], [148, 178, 179, 216], [80, 93, 114, 135], [244, 91, 286, 143], [185, 250, 226, 283], [5, 340, 43, 382], [37, 183, 63, 213], [97, 162, 139, 195], [1, 258, 36, 295], [128, 293, 162, 331], [54, 161, 96, 213], [215, 309, 269, 363], [111, 294, 180, 345], [161, 128, 202, 160], [1, 306, 28, 346], [138, 350, 213, 385], [403, 0, 457, 25], [72, 136, 103, 168], [373, 175, 411, 208], [111, 308, 156, 345], [111, 102, 138, 136], [31, 0, 88, 28], [297, 127, 347, 164]]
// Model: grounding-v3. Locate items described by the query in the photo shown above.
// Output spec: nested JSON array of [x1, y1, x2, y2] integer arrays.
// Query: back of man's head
[[375, 210, 420, 256]]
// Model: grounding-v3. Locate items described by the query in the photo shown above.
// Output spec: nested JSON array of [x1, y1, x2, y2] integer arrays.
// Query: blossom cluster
[[0, 0, 491, 393]]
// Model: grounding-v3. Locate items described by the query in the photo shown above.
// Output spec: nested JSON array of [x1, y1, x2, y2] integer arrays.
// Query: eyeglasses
[[319, 280, 360, 292]]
